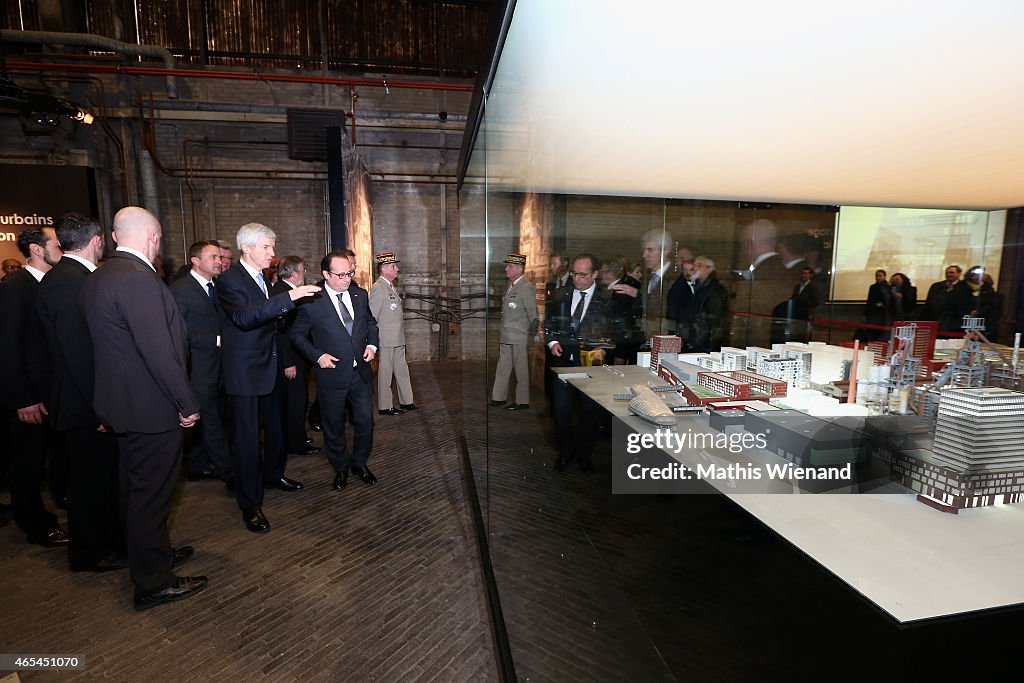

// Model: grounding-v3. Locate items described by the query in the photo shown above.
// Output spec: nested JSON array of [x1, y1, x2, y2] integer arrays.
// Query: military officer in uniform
[[368, 251, 415, 416], [490, 253, 538, 410]]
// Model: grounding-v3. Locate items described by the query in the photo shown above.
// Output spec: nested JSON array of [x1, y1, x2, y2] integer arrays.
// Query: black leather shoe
[[71, 552, 128, 573], [265, 476, 303, 492], [378, 408, 405, 416], [308, 421, 323, 432], [242, 508, 270, 533], [579, 458, 595, 474], [350, 465, 377, 485], [504, 403, 529, 410], [400, 403, 417, 411], [172, 545, 194, 567], [553, 457, 569, 473], [134, 575, 208, 610], [28, 527, 70, 547], [186, 467, 217, 482], [489, 400, 505, 408], [333, 470, 349, 490], [291, 445, 321, 456], [306, 438, 314, 445]]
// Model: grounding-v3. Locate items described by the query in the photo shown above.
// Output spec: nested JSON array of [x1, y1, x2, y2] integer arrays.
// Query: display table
[[554, 365, 1024, 623]]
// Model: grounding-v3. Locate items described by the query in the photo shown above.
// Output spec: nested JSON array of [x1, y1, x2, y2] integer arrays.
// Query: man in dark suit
[[734, 218, 794, 347], [784, 266, 820, 343], [859, 269, 893, 342], [216, 223, 320, 533], [169, 241, 234, 485], [0, 226, 67, 548], [79, 206, 206, 609], [270, 255, 320, 456], [545, 253, 613, 474], [37, 214, 125, 572], [685, 256, 731, 352], [291, 251, 379, 491]]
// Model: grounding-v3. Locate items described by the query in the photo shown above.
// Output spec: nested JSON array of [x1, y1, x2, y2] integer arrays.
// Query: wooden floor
[[5, 358, 1024, 682], [1, 362, 496, 682]]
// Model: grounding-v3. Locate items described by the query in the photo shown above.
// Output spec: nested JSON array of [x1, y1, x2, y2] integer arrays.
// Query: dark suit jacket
[[0, 268, 51, 411], [666, 274, 694, 331], [290, 285, 379, 388], [790, 280, 820, 320], [79, 251, 199, 433], [270, 279, 309, 371], [685, 276, 730, 353], [169, 272, 222, 393], [544, 285, 614, 368], [216, 262, 295, 396], [37, 258, 99, 431], [864, 282, 893, 326]]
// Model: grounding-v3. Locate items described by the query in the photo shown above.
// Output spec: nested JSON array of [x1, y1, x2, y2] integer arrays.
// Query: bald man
[[80, 206, 207, 609]]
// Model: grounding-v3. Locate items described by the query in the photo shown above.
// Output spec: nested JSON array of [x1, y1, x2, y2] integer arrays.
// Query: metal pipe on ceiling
[[2, 31, 179, 97], [4, 60, 473, 92]]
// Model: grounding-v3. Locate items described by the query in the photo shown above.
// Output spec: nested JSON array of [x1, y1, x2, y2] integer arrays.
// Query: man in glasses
[[290, 251, 380, 493], [216, 223, 320, 534], [544, 253, 613, 474]]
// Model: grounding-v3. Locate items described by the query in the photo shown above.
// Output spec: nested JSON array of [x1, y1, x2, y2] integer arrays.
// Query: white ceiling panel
[[481, 1, 1024, 209]]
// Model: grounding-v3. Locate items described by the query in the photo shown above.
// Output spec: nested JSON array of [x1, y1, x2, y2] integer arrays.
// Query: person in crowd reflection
[[216, 223, 320, 534], [1, 257, 22, 281], [923, 265, 969, 331], [79, 207, 206, 609], [290, 251, 379, 492], [545, 253, 613, 474], [684, 256, 730, 352], [966, 266, 1003, 338], [857, 270, 892, 342], [666, 246, 695, 337], [38, 213, 126, 572], [599, 258, 642, 364], [170, 241, 235, 487], [609, 230, 675, 338], [490, 253, 538, 410], [732, 219, 793, 346], [0, 227, 67, 548], [545, 252, 569, 301], [370, 251, 416, 415], [888, 273, 916, 321]]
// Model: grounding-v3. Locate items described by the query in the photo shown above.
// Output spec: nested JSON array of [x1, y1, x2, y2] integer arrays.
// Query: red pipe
[[6, 60, 474, 92]]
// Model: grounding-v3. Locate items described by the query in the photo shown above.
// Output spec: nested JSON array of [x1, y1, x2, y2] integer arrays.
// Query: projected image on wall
[[832, 207, 1006, 301]]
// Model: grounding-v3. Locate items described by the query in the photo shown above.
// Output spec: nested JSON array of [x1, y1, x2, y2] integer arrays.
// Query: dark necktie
[[206, 282, 215, 303], [571, 291, 586, 332], [337, 293, 354, 335]]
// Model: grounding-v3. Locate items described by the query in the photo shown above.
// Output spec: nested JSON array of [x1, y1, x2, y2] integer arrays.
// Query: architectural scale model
[[637, 323, 1024, 513]]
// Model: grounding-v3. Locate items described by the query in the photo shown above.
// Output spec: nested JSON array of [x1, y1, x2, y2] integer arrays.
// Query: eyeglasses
[[328, 270, 356, 279], [570, 271, 594, 278]]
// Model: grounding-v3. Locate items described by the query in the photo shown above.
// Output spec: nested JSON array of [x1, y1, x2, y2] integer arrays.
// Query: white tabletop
[[556, 365, 1024, 623]]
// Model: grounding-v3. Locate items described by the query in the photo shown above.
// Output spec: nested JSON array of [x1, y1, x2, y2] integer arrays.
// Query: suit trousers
[[550, 369, 601, 464], [230, 372, 288, 512], [117, 428, 181, 596], [66, 425, 123, 567], [186, 382, 233, 479], [376, 345, 414, 409], [320, 369, 374, 472], [284, 364, 310, 452], [491, 342, 530, 405], [6, 412, 58, 537]]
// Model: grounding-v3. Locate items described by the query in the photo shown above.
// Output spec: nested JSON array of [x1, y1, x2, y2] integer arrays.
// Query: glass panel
[[460, 52, 1024, 683]]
